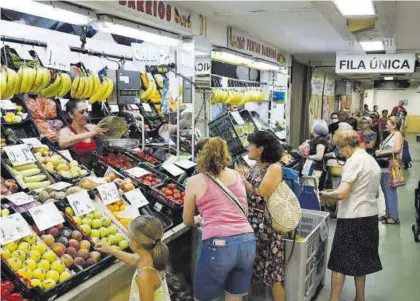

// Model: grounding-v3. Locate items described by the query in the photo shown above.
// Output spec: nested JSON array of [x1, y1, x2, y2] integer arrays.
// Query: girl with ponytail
[[95, 216, 170, 301]]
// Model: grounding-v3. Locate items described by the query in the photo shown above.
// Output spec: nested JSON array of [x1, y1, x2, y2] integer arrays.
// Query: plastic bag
[[298, 140, 310, 157], [388, 155, 405, 188]]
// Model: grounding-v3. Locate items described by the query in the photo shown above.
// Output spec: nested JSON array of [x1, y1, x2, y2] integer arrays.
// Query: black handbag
[[375, 134, 394, 168]]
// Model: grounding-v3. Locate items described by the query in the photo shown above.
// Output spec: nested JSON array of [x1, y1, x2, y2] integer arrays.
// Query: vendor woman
[[59, 99, 108, 164]]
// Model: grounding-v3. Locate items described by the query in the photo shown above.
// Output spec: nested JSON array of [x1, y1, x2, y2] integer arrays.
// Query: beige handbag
[[267, 181, 302, 233]]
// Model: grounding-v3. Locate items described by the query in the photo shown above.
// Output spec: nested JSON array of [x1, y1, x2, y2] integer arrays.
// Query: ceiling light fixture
[[333, 0, 375, 16], [384, 77, 394, 80], [360, 41, 384, 52], [1, 0, 92, 25], [248, 61, 280, 71], [211, 51, 254, 65]]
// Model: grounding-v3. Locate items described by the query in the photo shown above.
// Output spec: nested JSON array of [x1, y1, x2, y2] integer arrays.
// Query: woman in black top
[[306, 120, 329, 190]]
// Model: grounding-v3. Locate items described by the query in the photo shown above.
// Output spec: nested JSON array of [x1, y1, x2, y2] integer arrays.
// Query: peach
[[71, 231, 83, 241], [73, 257, 85, 268], [89, 251, 101, 261], [41, 234, 55, 246], [51, 243, 66, 257], [60, 254, 73, 267], [48, 227, 60, 238], [65, 247, 77, 259], [77, 249, 90, 259], [85, 258, 97, 267], [68, 239, 79, 250], [79, 240, 91, 250]]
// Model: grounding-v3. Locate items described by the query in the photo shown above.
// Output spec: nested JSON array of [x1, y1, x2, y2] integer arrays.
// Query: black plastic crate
[[239, 110, 258, 132], [127, 151, 163, 168], [0, 161, 27, 196], [1, 118, 41, 144], [120, 161, 168, 189], [138, 102, 164, 130], [147, 179, 185, 211]]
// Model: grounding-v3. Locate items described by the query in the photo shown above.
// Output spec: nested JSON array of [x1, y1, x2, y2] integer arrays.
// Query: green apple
[[99, 227, 108, 238], [91, 237, 100, 244], [100, 238, 109, 244], [82, 218, 92, 227], [101, 217, 111, 227], [84, 213, 94, 220], [114, 233, 125, 243], [111, 245, 121, 251], [107, 225, 118, 235], [90, 229, 100, 238], [46, 270, 60, 282], [37, 259, 50, 271], [11, 250, 26, 262], [32, 268, 46, 281], [32, 241, 47, 254], [30, 278, 42, 288], [1, 208, 10, 217], [59, 270, 72, 283], [107, 235, 118, 245], [80, 224, 91, 235], [18, 242, 31, 253], [65, 207, 74, 216], [42, 250, 57, 263], [22, 234, 37, 245], [73, 216, 82, 226], [17, 267, 32, 279], [0, 247, 11, 260], [42, 279, 56, 290], [92, 211, 102, 219], [23, 259, 37, 271], [27, 250, 42, 262], [7, 257, 22, 271], [50, 260, 65, 273], [3, 241, 17, 252], [118, 240, 129, 250], [91, 219, 102, 229]]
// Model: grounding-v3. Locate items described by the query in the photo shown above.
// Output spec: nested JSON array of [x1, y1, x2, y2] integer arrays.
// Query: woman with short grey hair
[[360, 116, 377, 154]]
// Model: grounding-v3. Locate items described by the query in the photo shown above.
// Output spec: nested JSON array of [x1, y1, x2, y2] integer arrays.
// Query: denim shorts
[[194, 232, 256, 301]]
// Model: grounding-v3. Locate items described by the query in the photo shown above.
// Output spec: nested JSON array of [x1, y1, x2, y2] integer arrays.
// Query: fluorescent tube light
[[94, 21, 179, 47], [360, 41, 384, 51], [1, 0, 92, 25], [249, 61, 280, 71], [384, 77, 393, 80], [333, 0, 375, 16], [211, 51, 254, 65]]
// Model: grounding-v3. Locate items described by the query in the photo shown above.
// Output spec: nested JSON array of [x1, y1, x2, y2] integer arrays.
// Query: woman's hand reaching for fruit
[[95, 242, 113, 254]]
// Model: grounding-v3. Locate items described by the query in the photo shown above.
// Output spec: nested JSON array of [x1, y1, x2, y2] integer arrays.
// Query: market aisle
[[316, 134, 420, 301]]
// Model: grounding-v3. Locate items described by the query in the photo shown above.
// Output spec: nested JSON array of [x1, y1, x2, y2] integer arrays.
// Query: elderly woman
[[320, 129, 382, 301], [360, 116, 377, 154], [306, 120, 329, 189]]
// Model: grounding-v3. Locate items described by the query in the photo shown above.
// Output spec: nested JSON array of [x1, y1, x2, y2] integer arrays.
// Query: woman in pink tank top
[[183, 137, 256, 301]]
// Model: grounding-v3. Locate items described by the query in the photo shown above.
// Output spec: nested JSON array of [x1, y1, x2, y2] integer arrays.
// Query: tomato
[[146, 176, 153, 182], [154, 178, 162, 184], [173, 193, 181, 200], [167, 184, 176, 190], [161, 187, 168, 193], [143, 180, 151, 185], [8, 292, 22, 301], [173, 189, 180, 194], [181, 192, 185, 197], [164, 190, 173, 196], [3, 281, 14, 292], [151, 180, 157, 186]]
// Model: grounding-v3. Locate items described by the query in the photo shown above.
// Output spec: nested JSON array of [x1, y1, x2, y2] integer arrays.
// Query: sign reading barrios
[[118, 0, 191, 29], [227, 27, 285, 64], [336, 53, 416, 74]]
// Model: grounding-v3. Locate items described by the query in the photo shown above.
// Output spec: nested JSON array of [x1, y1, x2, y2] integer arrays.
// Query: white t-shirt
[[337, 149, 381, 219]]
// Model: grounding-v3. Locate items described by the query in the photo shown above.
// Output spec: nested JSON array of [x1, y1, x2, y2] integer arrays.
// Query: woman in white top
[[320, 129, 382, 301], [375, 116, 403, 224]]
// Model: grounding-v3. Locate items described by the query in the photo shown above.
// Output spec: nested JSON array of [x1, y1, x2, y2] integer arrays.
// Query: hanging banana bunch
[[1, 66, 18, 99], [140, 81, 157, 102], [87, 75, 114, 104]]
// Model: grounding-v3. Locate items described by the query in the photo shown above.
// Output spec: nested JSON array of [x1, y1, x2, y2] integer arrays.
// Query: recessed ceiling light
[[333, 0, 375, 16], [360, 41, 384, 51], [384, 77, 394, 80]]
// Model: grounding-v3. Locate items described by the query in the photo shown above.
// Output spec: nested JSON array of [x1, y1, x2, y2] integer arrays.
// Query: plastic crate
[[127, 151, 163, 168], [1, 118, 41, 143], [283, 210, 330, 301], [124, 162, 168, 189]]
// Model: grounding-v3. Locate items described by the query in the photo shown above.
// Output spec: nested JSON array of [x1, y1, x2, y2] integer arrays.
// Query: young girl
[[95, 216, 171, 301]]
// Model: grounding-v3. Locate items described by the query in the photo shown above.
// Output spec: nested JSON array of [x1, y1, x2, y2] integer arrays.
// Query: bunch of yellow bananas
[[41, 72, 72, 98], [140, 81, 157, 102], [71, 73, 114, 104]]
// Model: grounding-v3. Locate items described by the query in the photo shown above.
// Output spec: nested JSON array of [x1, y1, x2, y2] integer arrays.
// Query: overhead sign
[[227, 27, 286, 64], [195, 57, 211, 75], [336, 53, 416, 74], [118, 1, 192, 30]]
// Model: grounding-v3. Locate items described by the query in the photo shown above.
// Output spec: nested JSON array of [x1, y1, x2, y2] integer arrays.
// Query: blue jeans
[[194, 233, 256, 301], [380, 172, 399, 220]]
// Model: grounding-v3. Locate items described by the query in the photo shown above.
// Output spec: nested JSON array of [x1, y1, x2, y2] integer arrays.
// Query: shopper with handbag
[[320, 129, 382, 301], [183, 137, 256, 301], [375, 116, 404, 224], [236, 131, 288, 301]]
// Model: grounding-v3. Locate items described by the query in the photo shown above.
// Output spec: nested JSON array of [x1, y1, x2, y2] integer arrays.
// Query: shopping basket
[[297, 176, 321, 211]]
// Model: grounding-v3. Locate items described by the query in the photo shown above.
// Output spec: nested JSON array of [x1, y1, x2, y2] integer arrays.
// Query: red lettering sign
[[128, 1, 136, 9], [137, 0, 144, 12], [166, 4, 171, 21], [119, 1, 127, 4]]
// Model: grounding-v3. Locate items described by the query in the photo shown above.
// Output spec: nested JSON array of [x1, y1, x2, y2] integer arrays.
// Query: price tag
[[6, 192, 33, 206], [124, 189, 149, 208], [174, 159, 196, 170], [142, 103, 152, 112], [48, 182, 73, 191], [231, 111, 245, 125], [0, 99, 16, 110], [58, 150, 73, 161], [154, 202, 163, 212], [21, 138, 42, 148], [28, 203, 65, 231], [162, 164, 184, 177], [319, 220, 329, 242], [97, 183, 121, 205], [110, 105, 119, 113], [117, 205, 140, 219], [126, 167, 150, 178], [3, 144, 36, 166], [45, 42, 71, 71], [67, 191, 95, 217], [0, 213, 33, 245]]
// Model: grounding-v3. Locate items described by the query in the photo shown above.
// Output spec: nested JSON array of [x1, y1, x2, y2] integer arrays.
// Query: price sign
[[231, 111, 245, 125], [174, 159, 196, 170], [6, 192, 33, 206], [0, 213, 33, 245], [58, 150, 73, 161], [0, 99, 16, 110], [126, 167, 150, 178], [67, 191, 95, 217], [21, 138, 42, 148], [117, 205, 140, 219], [97, 183, 121, 205], [3, 144, 36, 166], [124, 189, 149, 208], [48, 182, 73, 191], [154, 202, 163, 212], [28, 202, 65, 231], [162, 164, 184, 177], [142, 103, 152, 112], [45, 42, 71, 71]]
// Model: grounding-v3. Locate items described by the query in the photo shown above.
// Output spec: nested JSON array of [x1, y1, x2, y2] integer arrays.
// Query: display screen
[[119, 89, 139, 96]]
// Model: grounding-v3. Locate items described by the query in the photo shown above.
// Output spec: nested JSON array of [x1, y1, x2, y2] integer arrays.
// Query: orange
[[119, 204, 127, 211], [115, 200, 123, 206], [112, 211, 120, 218]]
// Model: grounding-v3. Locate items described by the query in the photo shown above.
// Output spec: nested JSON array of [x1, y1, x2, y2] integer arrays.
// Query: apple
[[114, 233, 125, 243], [60, 254, 73, 267], [0, 247, 11, 260], [3, 241, 17, 252], [118, 240, 129, 250], [90, 229, 100, 238], [17, 268, 32, 280], [99, 227, 109, 238], [11, 250, 26, 262], [41, 235, 55, 246], [7, 257, 22, 271], [71, 231, 83, 241], [22, 234, 37, 245], [8, 292, 23, 301], [101, 217, 111, 227], [91, 219, 102, 229], [42, 250, 57, 263], [22, 259, 37, 271], [46, 270, 60, 282], [42, 279, 56, 290], [59, 270, 72, 283], [92, 211, 102, 219], [3, 280, 14, 292], [65, 207, 74, 216], [30, 278, 42, 288], [31, 242, 47, 254], [80, 224, 91, 235], [27, 250, 41, 262], [107, 225, 118, 235], [50, 260, 65, 273], [37, 259, 50, 271], [32, 268, 46, 281], [72, 216, 82, 226], [81, 217, 92, 227]]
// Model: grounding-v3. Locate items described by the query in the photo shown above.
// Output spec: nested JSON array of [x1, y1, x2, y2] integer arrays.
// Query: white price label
[[142, 103, 152, 112], [110, 105, 119, 113], [45, 42, 71, 71], [174, 159, 196, 170], [0, 213, 33, 245], [58, 150, 73, 161], [231, 111, 245, 125], [6, 192, 33, 206], [154, 202, 163, 212], [162, 164, 184, 177], [48, 182, 72, 191], [3, 144, 36, 166], [124, 189, 149, 208], [28, 203, 65, 231], [126, 167, 150, 178], [97, 182, 121, 205], [0, 99, 16, 110], [67, 191, 95, 217], [21, 138, 42, 148], [117, 205, 140, 219]]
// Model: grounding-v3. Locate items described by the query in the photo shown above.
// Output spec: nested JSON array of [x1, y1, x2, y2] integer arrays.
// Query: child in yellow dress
[[95, 216, 171, 301]]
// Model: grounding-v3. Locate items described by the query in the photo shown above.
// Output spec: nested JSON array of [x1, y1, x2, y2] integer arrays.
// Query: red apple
[[8, 292, 23, 301]]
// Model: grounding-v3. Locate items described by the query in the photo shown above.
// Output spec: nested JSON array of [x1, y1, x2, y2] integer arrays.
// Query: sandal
[[382, 218, 400, 225], [379, 215, 387, 221]]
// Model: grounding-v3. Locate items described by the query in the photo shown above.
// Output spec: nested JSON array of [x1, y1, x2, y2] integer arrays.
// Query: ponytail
[[152, 240, 169, 271]]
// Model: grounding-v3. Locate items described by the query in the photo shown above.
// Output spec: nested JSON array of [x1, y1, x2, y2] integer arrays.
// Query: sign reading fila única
[[227, 27, 286, 64], [118, 1, 192, 29], [336, 53, 416, 74]]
